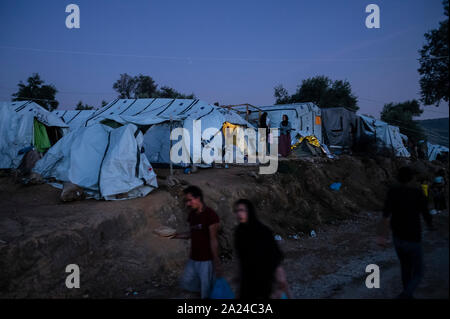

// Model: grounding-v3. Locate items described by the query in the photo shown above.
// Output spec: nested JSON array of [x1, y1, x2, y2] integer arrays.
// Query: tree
[[12, 73, 58, 111], [418, 0, 449, 106], [75, 101, 94, 110], [112, 73, 195, 99], [154, 86, 195, 99], [274, 75, 359, 110], [274, 85, 290, 105], [101, 100, 108, 107], [134, 74, 157, 98], [380, 100, 425, 143], [112, 73, 136, 99]]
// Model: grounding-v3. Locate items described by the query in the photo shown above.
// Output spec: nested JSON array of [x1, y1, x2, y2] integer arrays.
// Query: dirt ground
[[0, 155, 448, 298]]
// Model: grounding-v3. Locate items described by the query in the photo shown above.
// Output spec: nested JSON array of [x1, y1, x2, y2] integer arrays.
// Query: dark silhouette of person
[[233, 199, 290, 298], [378, 166, 434, 298]]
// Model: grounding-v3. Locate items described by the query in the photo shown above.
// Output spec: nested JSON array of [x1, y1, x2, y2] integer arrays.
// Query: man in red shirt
[[172, 185, 221, 298]]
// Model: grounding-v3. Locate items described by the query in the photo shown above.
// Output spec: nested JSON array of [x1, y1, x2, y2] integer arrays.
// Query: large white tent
[[57, 98, 256, 166], [52, 109, 96, 132], [0, 101, 67, 169], [33, 123, 158, 200]]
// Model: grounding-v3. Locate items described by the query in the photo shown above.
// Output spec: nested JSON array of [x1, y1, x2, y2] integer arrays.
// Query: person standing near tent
[[279, 114, 292, 157], [377, 166, 434, 299], [259, 112, 270, 154], [233, 199, 291, 299], [172, 185, 222, 298]]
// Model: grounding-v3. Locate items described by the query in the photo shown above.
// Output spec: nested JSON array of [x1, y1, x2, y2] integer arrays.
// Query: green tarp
[[33, 119, 51, 153]]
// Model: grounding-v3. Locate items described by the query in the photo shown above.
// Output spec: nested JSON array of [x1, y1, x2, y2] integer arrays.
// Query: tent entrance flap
[[33, 119, 51, 153]]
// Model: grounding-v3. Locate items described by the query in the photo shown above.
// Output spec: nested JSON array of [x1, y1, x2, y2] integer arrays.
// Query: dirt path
[[282, 212, 449, 299], [135, 211, 448, 299]]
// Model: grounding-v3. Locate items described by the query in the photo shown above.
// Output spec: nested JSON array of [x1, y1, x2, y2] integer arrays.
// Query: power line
[[0, 45, 432, 63]]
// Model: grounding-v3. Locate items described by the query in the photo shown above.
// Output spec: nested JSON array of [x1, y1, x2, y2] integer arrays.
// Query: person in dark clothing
[[233, 199, 291, 299], [378, 166, 434, 299], [259, 112, 268, 130], [259, 112, 270, 154], [279, 114, 292, 157]]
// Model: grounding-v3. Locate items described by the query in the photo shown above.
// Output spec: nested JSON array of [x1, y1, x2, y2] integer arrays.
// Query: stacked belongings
[[290, 135, 326, 157]]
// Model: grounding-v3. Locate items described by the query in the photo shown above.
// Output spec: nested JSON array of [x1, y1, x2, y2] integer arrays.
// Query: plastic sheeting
[[52, 109, 96, 132], [83, 98, 220, 127], [0, 101, 68, 169], [427, 142, 449, 161], [321, 107, 358, 149], [143, 122, 175, 163], [181, 107, 256, 166], [358, 115, 410, 157], [4, 101, 68, 127], [99, 125, 156, 199], [0, 105, 34, 168], [33, 123, 157, 200]]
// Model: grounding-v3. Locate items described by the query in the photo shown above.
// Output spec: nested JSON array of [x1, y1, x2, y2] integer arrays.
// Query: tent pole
[[169, 118, 173, 176]]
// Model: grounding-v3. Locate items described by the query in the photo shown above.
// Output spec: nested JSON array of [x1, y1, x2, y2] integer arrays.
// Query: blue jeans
[[393, 237, 425, 298]]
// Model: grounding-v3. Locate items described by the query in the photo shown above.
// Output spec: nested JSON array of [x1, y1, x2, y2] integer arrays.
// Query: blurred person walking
[[172, 185, 222, 298], [233, 199, 291, 299], [377, 166, 434, 299]]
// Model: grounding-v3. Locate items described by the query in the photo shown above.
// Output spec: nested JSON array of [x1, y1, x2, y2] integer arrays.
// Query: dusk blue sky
[[0, 0, 448, 119]]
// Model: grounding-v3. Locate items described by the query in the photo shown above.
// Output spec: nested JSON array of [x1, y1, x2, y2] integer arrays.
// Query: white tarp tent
[[53, 109, 96, 132], [232, 103, 323, 145], [33, 123, 158, 200], [359, 115, 410, 157], [427, 142, 449, 161], [5, 101, 68, 126], [0, 101, 67, 169], [69, 98, 255, 166]]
